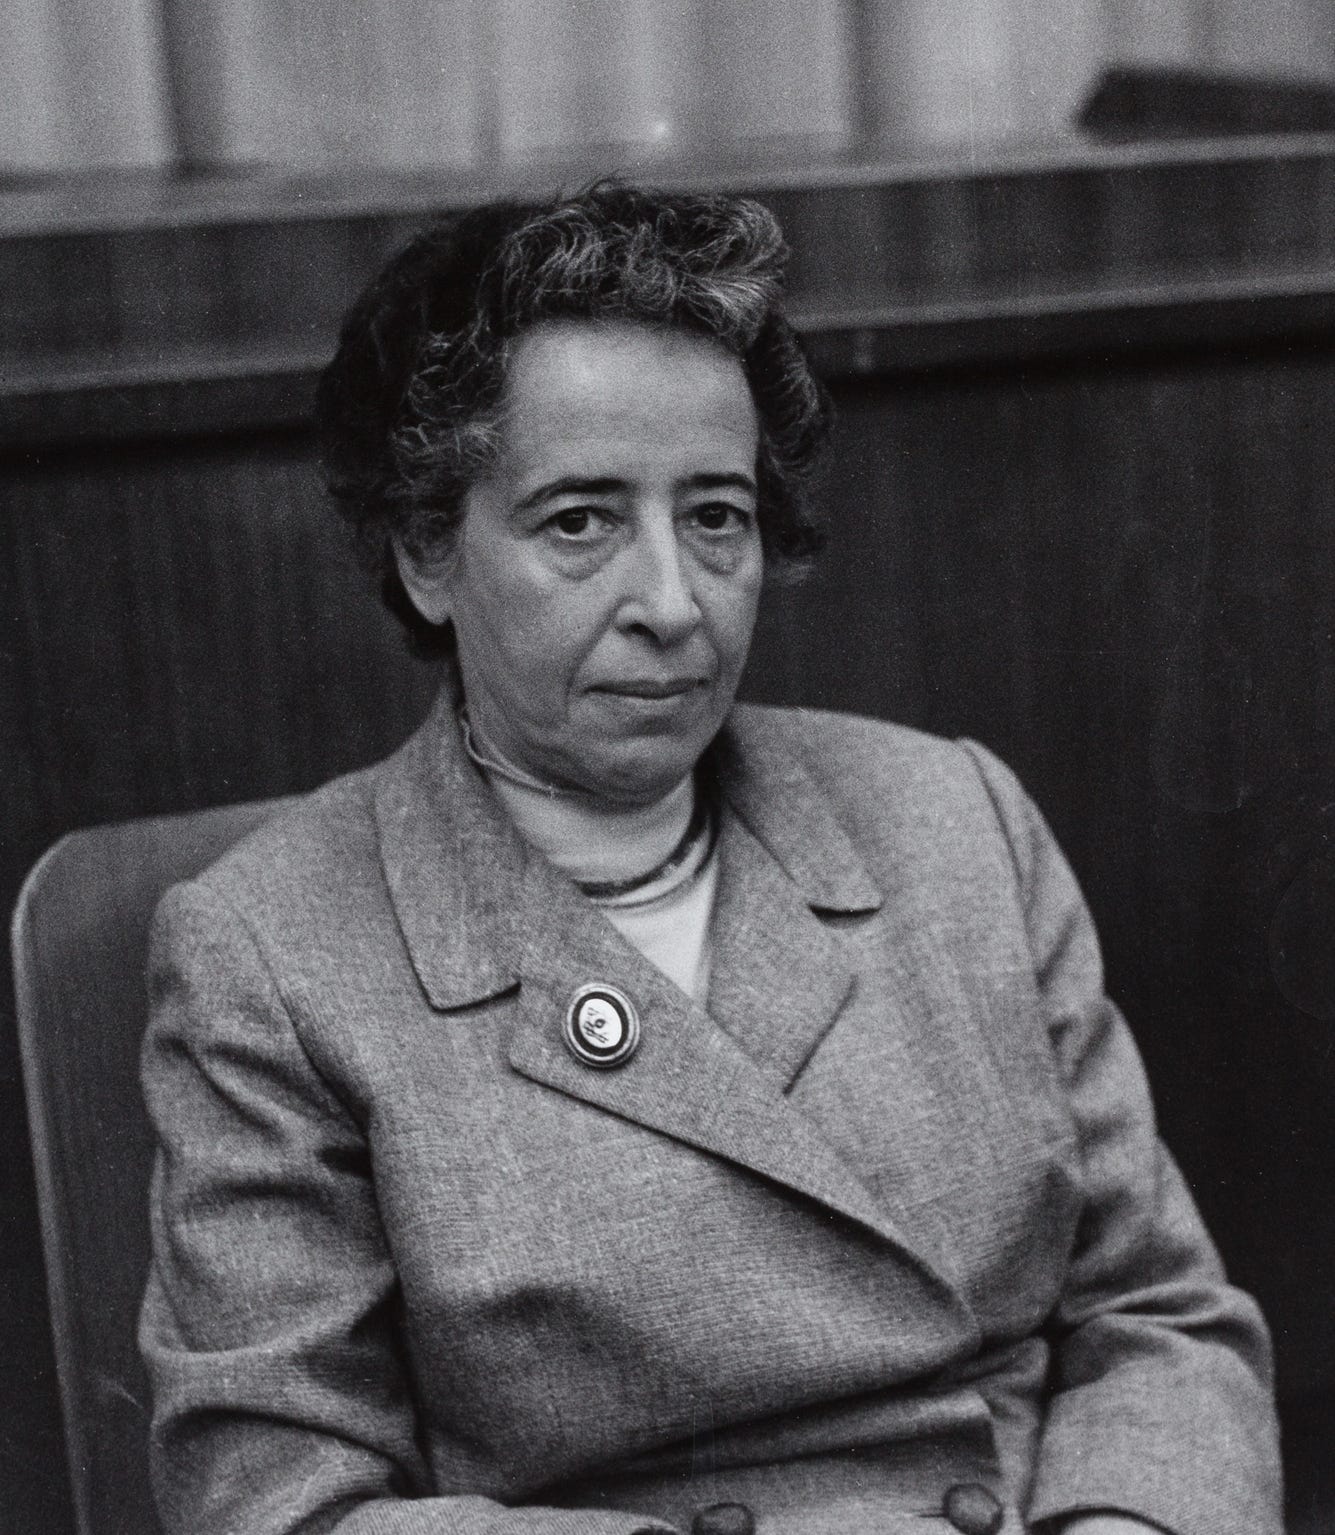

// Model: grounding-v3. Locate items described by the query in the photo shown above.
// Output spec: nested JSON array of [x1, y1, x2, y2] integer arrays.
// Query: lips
[[592, 677, 706, 700]]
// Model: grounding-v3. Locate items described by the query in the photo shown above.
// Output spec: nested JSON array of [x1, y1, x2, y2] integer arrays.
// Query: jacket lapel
[[374, 681, 526, 1010], [505, 843, 888, 1242], [705, 807, 861, 1091], [705, 707, 880, 1089], [375, 690, 975, 1329]]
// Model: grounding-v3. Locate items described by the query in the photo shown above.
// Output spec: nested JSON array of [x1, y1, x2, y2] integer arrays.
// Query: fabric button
[[691, 1503, 756, 1535], [562, 982, 641, 1069], [942, 1483, 1004, 1535]]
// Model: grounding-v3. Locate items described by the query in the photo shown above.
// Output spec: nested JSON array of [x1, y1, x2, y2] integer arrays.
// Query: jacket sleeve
[[959, 743, 1283, 1535], [140, 880, 669, 1535]]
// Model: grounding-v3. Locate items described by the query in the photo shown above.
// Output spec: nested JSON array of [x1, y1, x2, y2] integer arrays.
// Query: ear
[[390, 533, 455, 627]]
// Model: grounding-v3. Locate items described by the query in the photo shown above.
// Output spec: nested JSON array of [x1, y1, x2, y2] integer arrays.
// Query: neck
[[461, 708, 697, 885]]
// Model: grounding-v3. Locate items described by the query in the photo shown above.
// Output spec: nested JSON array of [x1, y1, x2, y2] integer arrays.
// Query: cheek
[[705, 567, 763, 662], [469, 585, 604, 711], [485, 617, 568, 704], [451, 550, 557, 664]]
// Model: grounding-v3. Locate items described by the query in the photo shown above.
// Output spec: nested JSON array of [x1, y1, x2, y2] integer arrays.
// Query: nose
[[617, 514, 702, 645]]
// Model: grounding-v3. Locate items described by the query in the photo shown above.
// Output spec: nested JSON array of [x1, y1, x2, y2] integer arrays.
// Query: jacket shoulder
[[727, 702, 1053, 899], [157, 761, 387, 949], [731, 702, 996, 811], [732, 700, 957, 758]]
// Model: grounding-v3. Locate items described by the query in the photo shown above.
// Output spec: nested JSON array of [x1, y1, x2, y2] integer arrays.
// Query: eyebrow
[[516, 471, 757, 510], [517, 477, 625, 510], [687, 472, 758, 496]]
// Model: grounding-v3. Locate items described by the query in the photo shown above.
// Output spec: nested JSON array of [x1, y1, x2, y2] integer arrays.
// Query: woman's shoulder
[[730, 701, 1014, 808], [726, 701, 1051, 878], [155, 760, 389, 953]]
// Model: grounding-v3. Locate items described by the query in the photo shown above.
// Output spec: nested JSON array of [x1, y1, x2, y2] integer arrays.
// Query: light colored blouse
[[478, 767, 718, 1001]]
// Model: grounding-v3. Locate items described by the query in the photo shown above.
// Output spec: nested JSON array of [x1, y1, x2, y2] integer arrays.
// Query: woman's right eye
[[548, 507, 595, 538]]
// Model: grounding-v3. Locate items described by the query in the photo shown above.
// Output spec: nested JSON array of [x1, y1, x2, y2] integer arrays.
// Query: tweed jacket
[[140, 693, 1282, 1535]]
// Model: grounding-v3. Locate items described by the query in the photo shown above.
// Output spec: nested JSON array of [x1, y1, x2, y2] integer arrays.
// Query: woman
[[140, 185, 1281, 1535]]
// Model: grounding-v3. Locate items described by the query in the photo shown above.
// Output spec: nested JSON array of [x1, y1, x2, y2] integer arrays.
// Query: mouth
[[592, 677, 707, 701]]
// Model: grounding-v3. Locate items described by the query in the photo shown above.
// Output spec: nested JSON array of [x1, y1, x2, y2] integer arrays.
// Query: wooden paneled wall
[[4, 142, 1335, 1533], [755, 351, 1335, 1383]]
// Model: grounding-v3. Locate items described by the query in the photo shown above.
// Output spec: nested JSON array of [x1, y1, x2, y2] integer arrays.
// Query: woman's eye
[[692, 502, 750, 533], [548, 507, 596, 538]]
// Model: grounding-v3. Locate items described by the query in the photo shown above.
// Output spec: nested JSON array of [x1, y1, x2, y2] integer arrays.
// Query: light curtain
[[3, 0, 175, 173], [4, 0, 1334, 177]]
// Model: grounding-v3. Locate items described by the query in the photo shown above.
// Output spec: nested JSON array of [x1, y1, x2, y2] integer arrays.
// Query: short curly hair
[[317, 182, 831, 653]]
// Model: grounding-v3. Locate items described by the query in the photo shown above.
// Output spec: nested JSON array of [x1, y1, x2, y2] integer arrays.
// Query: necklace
[[460, 708, 567, 798], [459, 705, 716, 902], [576, 795, 714, 904]]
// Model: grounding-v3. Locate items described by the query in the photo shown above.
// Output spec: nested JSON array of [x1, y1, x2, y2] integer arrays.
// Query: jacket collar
[[708, 704, 883, 917], [373, 677, 528, 1011], [374, 690, 885, 1016]]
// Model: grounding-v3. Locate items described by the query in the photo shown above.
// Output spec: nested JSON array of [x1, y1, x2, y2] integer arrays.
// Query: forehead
[[495, 320, 759, 480]]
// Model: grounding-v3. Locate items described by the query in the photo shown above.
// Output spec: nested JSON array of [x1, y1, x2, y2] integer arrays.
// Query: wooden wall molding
[[8, 134, 1335, 451]]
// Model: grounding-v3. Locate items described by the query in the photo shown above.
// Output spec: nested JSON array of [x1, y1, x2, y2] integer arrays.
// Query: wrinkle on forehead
[[495, 320, 759, 490]]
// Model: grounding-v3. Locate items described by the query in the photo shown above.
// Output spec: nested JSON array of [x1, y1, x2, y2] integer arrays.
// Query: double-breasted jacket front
[[140, 695, 1281, 1535]]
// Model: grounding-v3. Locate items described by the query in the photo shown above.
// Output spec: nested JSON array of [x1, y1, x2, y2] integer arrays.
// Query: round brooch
[[562, 983, 641, 1069]]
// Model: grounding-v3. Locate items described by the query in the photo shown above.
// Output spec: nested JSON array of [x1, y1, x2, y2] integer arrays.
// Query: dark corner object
[[1081, 64, 1335, 141]]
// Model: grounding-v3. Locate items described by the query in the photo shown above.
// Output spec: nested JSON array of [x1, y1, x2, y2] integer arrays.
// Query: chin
[[579, 738, 704, 805]]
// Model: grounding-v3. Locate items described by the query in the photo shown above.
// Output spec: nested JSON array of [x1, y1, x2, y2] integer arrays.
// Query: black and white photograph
[[3, 4, 1334, 1534]]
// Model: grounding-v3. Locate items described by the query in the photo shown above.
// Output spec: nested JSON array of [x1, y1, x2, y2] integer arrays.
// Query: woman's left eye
[[691, 502, 750, 533], [547, 507, 599, 538]]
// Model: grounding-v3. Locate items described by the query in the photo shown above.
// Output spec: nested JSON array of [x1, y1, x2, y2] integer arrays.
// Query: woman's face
[[398, 319, 764, 807]]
